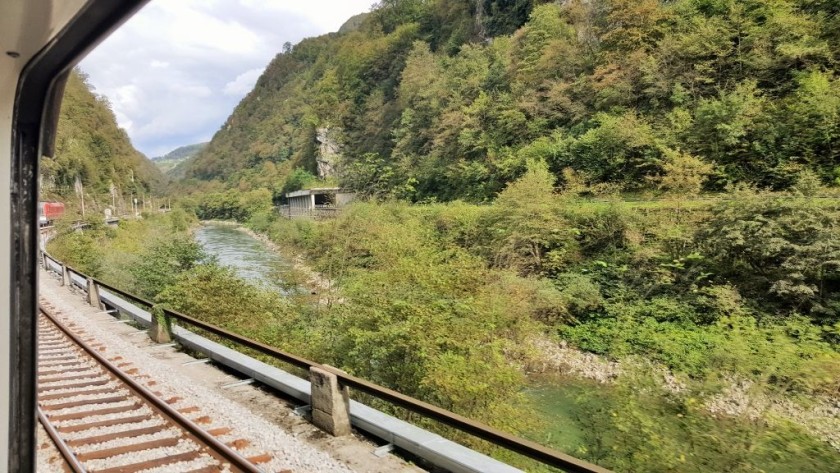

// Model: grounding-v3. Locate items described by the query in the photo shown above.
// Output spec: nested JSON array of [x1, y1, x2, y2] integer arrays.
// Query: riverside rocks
[[530, 336, 840, 452], [527, 336, 621, 383]]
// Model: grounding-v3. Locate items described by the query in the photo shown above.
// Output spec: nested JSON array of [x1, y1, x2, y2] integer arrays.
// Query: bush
[[128, 238, 208, 299], [48, 231, 103, 277], [156, 264, 299, 337], [699, 190, 840, 322], [279, 168, 317, 195], [196, 188, 273, 221]]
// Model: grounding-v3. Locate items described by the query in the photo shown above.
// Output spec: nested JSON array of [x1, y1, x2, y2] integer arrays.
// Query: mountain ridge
[[182, 0, 840, 202], [152, 142, 208, 175], [42, 69, 165, 200]]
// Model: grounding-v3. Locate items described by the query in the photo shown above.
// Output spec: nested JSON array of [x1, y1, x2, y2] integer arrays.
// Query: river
[[194, 223, 294, 293], [195, 223, 600, 457]]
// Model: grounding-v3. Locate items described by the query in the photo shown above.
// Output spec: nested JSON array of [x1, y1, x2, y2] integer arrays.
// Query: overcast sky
[[80, 0, 374, 158]]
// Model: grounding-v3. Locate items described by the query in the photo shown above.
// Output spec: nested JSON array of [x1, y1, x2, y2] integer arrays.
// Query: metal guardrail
[[41, 251, 611, 473]]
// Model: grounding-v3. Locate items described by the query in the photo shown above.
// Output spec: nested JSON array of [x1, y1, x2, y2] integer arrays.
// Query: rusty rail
[[44, 252, 611, 473]]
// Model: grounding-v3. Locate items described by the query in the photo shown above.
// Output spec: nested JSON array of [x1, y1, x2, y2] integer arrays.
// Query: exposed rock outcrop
[[316, 127, 341, 179]]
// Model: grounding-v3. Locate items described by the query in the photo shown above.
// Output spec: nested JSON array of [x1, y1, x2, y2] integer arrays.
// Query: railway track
[[37, 305, 270, 473]]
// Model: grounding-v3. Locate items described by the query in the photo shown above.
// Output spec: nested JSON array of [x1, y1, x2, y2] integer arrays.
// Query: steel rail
[[37, 407, 87, 473], [38, 305, 264, 473], [43, 252, 612, 473]]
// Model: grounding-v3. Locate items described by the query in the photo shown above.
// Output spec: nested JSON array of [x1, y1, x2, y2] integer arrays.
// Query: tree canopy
[[43, 69, 165, 199], [182, 0, 840, 201]]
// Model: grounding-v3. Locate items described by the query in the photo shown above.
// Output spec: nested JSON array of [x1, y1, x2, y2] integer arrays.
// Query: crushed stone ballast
[[37, 303, 269, 473]]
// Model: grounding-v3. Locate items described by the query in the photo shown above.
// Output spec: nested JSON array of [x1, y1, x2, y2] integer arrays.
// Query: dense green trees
[[241, 174, 839, 471], [183, 0, 840, 202], [195, 188, 273, 221], [43, 70, 164, 200], [700, 189, 840, 320]]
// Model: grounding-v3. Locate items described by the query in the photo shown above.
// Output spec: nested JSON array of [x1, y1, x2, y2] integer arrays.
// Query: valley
[[43, 1, 840, 471]]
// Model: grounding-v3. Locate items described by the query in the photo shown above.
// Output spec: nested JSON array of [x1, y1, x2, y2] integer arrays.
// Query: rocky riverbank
[[530, 335, 840, 451]]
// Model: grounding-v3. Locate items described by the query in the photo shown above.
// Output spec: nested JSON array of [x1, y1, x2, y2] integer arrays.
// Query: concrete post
[[41, 251, 48, 269], [61, 265, 70, 287], [310, 365, 351, 436], [149, 306, 172, 344], [86, 277, 102, 309]]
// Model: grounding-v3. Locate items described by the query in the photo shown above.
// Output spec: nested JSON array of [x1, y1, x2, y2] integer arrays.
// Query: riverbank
[[529, 334, 840, 451], [199, 220, 840, 457]]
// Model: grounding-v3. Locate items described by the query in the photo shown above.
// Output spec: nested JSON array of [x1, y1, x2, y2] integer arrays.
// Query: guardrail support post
[[86, 277, 103, 309], [310, 365, 351, 436], [60, 265, 69, 287], [149, 306, 172, 344]]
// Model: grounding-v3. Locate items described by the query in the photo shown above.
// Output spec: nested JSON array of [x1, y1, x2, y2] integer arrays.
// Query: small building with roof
[[282, 188, 355, 218]]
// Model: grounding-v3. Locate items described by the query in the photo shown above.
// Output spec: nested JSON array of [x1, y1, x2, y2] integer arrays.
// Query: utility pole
[[74, 175, 85, 218]]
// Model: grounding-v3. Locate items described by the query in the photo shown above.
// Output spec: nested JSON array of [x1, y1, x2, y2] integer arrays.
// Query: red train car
[[38, 201, 65, 226]]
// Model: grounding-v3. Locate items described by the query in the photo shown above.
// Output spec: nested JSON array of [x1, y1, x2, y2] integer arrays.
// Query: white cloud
[[79, 0, 374, 158], [224, 67, 264, 96]]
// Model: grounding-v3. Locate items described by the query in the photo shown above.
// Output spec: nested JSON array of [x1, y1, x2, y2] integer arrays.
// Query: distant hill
[[153, 142, 208, 174], [41, 69, 165, 199]]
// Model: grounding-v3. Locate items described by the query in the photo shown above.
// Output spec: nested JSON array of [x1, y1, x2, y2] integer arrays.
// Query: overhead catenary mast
[[74, 175, 85, 218]]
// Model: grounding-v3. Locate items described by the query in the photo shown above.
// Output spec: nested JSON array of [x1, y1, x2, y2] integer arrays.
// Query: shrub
[[699, 190, 840, 322]]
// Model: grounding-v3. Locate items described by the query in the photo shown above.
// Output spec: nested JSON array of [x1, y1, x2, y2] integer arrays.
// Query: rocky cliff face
[[316, 127, 341, 179]]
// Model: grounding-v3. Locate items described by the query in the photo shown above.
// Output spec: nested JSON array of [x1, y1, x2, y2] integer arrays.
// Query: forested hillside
[[153, 142, 207, 175], [144, 2, 840, 470], [184, 0, 840, 201], [41, 69, 164, 200]]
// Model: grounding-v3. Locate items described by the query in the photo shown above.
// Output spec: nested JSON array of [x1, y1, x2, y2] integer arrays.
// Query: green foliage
[[128, 238, 208, 299], [43, 69, 164, 199], [255, 194, 839, 470], [578, 366, 840, 473], [196, 188, 273, 221], [48, 231, 103, 277], [484, 159, 572, 274], [339, 152, 417, 199], [653, 149, 714, 196], [156, 264, 297, 335], [50, 184, 839, 470], [280, 168, 317, 195], [180, 0, 840, 201], [46, 212, 203, 299], [167, 208, 192, 232], [699, 190, 840, 320]]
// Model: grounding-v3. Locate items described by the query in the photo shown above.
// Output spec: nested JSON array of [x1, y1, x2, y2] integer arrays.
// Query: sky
[[80, 0, 375, 158]]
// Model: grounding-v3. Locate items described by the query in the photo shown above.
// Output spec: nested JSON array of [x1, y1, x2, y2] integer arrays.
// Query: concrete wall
[[287, 195, 312, 217], [336, 192, 355, 207]]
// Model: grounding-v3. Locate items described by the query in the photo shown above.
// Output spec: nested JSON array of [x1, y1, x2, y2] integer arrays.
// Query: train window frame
[[7, 1, 148, 471]]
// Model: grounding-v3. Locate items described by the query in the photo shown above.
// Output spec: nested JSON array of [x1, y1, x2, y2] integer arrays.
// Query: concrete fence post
[[61, 265, 70, 287], [41, 251, 48, 269], [310, 365, 351, 437], [149, 305, 173, 344], [61, 263, 73, 286], [86, 277, 102, 309]]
